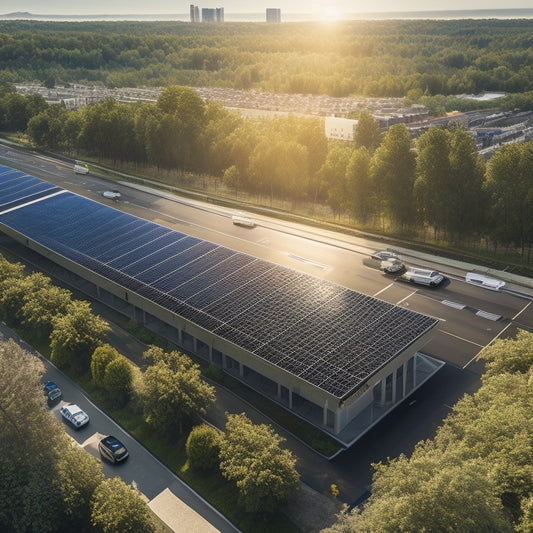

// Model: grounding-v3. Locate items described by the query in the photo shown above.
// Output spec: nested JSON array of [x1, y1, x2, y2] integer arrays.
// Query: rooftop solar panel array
[[0, 166, 438, 399]]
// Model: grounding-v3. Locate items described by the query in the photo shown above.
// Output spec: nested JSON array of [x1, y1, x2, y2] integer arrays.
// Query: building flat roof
[[0, 166, 437, 399]]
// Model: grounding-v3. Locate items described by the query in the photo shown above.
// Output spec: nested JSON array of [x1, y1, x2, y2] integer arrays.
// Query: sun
[[323, 5, 342, 21]]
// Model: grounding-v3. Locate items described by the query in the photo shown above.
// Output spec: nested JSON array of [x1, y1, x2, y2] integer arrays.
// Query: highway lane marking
[[287, 253, 328, 269]]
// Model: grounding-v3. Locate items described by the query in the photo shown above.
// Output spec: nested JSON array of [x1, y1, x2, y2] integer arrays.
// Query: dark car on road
[[98, 435, 129, 463]]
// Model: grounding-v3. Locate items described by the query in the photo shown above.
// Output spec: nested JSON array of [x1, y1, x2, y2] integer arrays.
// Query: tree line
[[0, 253, 300, 531], [0, 19, 532, 98], [322, 329, 533, 533], [2, 83, 533, 265]]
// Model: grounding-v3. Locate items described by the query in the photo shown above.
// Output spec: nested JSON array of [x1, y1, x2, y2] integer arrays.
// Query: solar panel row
[[0, 167, 438, 399]]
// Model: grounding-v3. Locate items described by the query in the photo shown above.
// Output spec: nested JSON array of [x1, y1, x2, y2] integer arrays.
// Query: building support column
[[402, 360, 408, 397]]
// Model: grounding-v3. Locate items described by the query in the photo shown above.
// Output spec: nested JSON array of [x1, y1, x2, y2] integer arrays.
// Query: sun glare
[[323, 6, 342, 21]]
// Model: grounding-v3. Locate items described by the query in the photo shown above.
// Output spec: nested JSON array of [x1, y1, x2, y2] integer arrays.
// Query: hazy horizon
[[1, 0, 533, 17]]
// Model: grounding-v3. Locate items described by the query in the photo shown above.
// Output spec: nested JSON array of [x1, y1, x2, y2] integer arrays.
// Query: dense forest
[[0, 19, 532, 98]]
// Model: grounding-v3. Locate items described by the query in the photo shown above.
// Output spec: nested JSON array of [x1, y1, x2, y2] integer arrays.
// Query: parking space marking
[[439, 328, 484, 348], [373, 282, 395, 297]]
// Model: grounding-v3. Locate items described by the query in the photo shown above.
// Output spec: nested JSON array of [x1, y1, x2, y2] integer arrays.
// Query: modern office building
[[190, 4, 200, 22], [0, 167, 443, 446], [201, 7, 224, 22], [266, 8, 281, 23]]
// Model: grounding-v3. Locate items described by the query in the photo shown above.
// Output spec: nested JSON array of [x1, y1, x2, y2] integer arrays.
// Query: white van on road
[[465, 272, 505, 291]]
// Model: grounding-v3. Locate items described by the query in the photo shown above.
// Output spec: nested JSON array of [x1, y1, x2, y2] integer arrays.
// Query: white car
[[400, 267, 445, 287], [74, 161, 89, 175], [232, 214, 255, 227], [60, 404, 89, 429], [102, 190, 121, 201]]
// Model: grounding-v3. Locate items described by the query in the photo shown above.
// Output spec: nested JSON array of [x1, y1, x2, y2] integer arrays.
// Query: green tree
[[186, 424, 221, 471], [104, 356, 133, 406], [219, 412, 299, 514], [0, 338, 105, 533], [319, 144, 353, 218], [447, 127, 486, 239], [415, 127, 452, 236], [517, 495, 533, 533], [19, 278, 72, 339], [345, 146, 375, 225], [91, 344, 121, 387], [91, 477, 156, 533], [354, 111, 381, 153], [485, 142, 533, 256], [142, 346, 215, 435], [50, 300, 110, 372], [480, 328, 533, 377], [322, 455, 511, 533], [27, 104, 68, 150], [371, 124, 416, 230], [222, 165, 242, 196], [0, 254, 24, 283]]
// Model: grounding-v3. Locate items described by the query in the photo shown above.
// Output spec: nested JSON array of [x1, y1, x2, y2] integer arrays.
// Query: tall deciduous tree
[[345, 146, 374, 224], [91, 477, 156, 533], [319, 144, 353, 218], [371, 124, 416, 230], [485, 142, 533, 257], [0, 339, 105, 533], [447, 127, 486, 239], [479, 328, 533, 377], [142, 346, 215, 435], [27, 104, 68, 150], [219, 412, 299, 514], [354, 111, 381, 153], [50, 300, 110, 372], [415, 127, 451, 236]]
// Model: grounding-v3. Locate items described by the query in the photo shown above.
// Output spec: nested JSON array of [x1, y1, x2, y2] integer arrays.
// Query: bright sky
[[1, 0, 532, 15]]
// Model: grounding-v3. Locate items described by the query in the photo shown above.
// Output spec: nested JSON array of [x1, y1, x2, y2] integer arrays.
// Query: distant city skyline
[[2, 0, 533, 16]]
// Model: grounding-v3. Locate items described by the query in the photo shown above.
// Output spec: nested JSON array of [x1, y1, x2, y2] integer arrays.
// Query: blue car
[[43, 380, 62, 402]]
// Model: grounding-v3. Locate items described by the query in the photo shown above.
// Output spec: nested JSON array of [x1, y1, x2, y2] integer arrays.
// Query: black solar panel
[[0, 170, 438, 399]]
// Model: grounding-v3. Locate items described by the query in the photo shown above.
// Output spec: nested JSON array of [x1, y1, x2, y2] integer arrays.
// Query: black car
[[98, 436, 129, 463]]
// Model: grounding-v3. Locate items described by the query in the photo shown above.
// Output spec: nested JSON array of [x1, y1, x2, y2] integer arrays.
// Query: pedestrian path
[[149, 488, 221, 533]]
